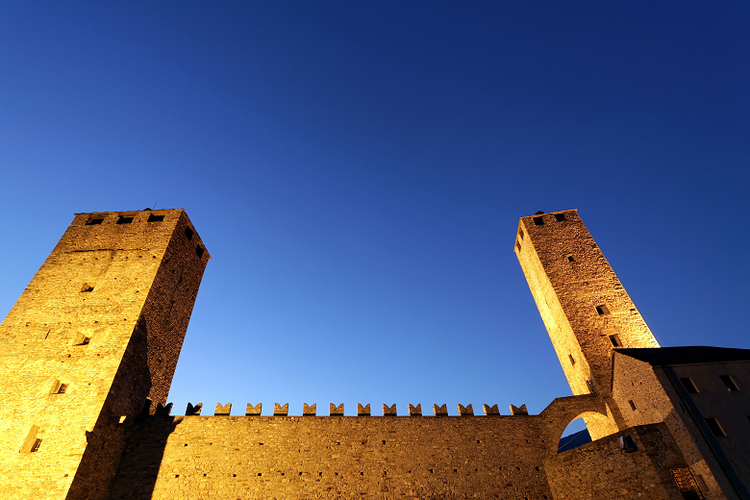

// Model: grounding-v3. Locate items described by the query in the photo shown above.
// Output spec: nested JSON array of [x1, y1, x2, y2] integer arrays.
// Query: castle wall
[[111, 414, 556, 500], [544, 423, 688, 500], [613, 353, 750, 500], [0, 210, 209, 500]]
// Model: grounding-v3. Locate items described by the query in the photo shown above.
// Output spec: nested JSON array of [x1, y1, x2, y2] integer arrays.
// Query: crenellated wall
[[109, 395, 692, 500], [110, 397, 592, 500]]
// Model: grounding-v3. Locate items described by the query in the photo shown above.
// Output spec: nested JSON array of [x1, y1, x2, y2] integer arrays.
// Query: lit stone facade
[[514, 209, 659, 439], [1, 208, 748, 499], [0, 209, 209, 499]]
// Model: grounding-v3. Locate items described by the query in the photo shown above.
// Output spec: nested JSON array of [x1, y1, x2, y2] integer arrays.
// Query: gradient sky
[[1, 2, 749, 429]]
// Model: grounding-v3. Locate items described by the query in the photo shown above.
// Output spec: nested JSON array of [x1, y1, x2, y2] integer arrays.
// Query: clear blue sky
[[1, 2, 749, 421]]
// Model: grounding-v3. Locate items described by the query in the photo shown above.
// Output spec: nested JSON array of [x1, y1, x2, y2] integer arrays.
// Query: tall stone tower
[[514, 209, 659, 439], [0, 209, 209, 500]]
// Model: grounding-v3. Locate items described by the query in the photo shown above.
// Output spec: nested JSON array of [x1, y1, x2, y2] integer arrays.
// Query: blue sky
[[1, 2, 749, 423]]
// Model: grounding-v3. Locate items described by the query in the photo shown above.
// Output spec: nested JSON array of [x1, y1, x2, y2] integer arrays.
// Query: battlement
[[66, 208, 210, 260], [166, 402, 532, 417], [1, 208, 734, 500]]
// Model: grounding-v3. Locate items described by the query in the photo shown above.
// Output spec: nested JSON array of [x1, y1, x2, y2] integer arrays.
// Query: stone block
[[483, 404, 500, 416], [186, 402, 202, 416], [245, 403, 262, 416], [330, 403, 344, 416], [382, 404, 397, 416], [155, 402, 173, 417], [458, 404, 474, 416], [303, 403, 316, 416], [215, 403, 232, 416], [274, 403, 289, 416], [510, 404, 528, 416]]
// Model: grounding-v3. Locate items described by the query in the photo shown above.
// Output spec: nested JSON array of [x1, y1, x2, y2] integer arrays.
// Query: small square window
[[518, 229, 524, 240], [568, 354, 575, 366], [516, 241, 521, 252], [55, 383, 68, 394], [533, 216, 544, 226], [80, 283, 94, 293], [628, 400, 637, 411], [554, 213, 566, 222], [609, 334, 622, 347], [148, 214, 165, 222], [116, 216, 134, 224], [595, 305, 610, 316], [196, 246, 205, 258], [720, 375, 739, 392], [185, 227, 194, 240], [566, 254, 576, 262], [680, 377, 699, 394], [705, 418, 726, 437], [85, 218, 104, 225]]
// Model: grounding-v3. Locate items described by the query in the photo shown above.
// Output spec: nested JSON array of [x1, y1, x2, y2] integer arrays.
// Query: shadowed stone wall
[[0, 209, 209, 500]]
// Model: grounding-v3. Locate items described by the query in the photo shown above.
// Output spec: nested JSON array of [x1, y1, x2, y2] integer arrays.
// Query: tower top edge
[[518, 208, 578, 220], [74, 208, 187, 216]]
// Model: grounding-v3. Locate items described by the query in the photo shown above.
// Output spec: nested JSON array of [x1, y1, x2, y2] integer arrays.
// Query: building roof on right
[[615, 346, 750, 366]]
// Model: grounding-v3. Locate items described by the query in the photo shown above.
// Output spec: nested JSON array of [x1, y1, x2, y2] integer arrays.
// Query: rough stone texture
[[5, 207, 749, 500], [111, 414, 558, 500], [612, 352, 750, 500], [0, 209, 209, 500], [545, 423, 689, 500], [514, 209, 659, 439]]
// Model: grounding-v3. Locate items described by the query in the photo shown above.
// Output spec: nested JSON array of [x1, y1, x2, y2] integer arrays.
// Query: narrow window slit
[[705, 418, 726, 437], [680, 378, 699, 394], [720, 375, 739, 391]]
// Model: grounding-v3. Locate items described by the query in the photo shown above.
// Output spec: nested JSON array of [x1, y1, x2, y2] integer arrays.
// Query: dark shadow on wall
[[65, 318, 167, 500], [108, 416, 182, 500]]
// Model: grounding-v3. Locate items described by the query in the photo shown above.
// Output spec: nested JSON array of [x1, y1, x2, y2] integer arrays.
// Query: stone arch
[[537, 395, 611, 456]]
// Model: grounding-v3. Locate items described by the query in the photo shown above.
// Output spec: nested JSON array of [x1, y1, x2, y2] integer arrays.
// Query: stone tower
[[0, 209, 209, 500], [514, 209, 659, 439]]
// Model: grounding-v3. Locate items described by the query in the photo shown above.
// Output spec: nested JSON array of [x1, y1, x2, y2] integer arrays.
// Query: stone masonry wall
[[544, 423, 688, 500], [612, 353, 745, 500], [514, 209, 659, 439], [111, 414, 556, 500], [0, 209, 209, 500]]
